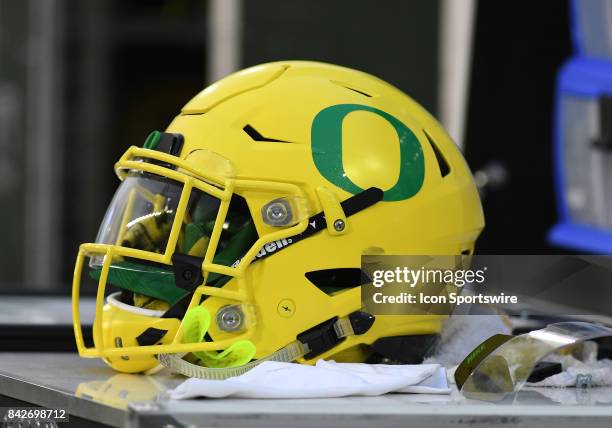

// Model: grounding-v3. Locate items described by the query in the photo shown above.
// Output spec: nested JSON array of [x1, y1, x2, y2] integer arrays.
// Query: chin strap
[[157, 311, 375, 379], [158, 340, 308, 380]]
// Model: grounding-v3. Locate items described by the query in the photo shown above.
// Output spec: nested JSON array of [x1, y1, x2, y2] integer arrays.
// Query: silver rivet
[[262, 199, 293, 226], [217, 305, 244, 332], [333, 219, 345, 231], [267, 203, 287, 220]]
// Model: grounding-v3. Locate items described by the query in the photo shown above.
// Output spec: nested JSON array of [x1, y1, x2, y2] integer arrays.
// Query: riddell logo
[[231, 238, 293, 267]]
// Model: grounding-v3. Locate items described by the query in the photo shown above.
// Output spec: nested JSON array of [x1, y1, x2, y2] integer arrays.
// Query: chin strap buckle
[[297, 317, 342, 360], [297, 311, 375, 360]]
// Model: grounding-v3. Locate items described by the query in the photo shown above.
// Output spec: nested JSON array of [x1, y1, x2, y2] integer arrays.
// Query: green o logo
[[311, 104, 424, 202]]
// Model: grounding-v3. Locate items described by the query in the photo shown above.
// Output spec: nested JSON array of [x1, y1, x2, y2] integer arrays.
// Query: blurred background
[[0, 0, 576, 293]]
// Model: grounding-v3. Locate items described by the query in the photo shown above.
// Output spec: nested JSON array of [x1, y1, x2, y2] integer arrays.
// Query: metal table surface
[[0, 353, 612, 428], [1, 296, 612, 427]]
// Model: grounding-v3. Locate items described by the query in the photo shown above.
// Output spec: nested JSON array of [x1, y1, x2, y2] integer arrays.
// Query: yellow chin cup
[[182, 306, 256, 368], [95, 297, 180, 373]]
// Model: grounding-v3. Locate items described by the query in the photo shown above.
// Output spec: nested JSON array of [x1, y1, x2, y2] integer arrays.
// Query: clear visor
[[95, 172, 183, 258], [456, 322, 612, 401]]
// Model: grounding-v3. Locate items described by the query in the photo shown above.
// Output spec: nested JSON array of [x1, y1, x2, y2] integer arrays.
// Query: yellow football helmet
[[72, 61, 484, 376]]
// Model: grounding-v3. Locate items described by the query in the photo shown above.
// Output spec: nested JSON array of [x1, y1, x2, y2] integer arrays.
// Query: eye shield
[[455, 322, 612, 401]]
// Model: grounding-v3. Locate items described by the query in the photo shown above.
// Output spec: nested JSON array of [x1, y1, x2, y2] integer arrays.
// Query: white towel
[[425, 314, 512, 368], [167, 360, 450, 399], [527, 355, 612, 387]]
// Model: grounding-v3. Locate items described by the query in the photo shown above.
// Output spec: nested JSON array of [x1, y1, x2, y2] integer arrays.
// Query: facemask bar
[[73, 146, 310, 359]]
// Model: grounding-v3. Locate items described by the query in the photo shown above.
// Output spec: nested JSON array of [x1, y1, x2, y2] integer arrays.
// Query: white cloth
[[527, 355, 612, 387], [425, 314, 511, 368], [167, 360, 450, 399]]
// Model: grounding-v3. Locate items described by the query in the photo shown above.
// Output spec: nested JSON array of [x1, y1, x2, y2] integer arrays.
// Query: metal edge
[[0, 371, 126, 427]]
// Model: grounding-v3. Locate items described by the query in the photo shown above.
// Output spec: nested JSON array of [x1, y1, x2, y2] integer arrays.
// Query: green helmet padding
[[90, 260, 187, 305]]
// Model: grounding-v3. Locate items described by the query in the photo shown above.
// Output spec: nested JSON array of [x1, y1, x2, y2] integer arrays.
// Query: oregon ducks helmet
[[72, 61, 484, 376]]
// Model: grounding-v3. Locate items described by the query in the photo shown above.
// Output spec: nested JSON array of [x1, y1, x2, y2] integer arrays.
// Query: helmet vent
[[424, 130, 451, 178], [330, 80, 373, 98], [341, 86, 372, 98], [243, 124, 292, 143], [305, 268, 370, 296]]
